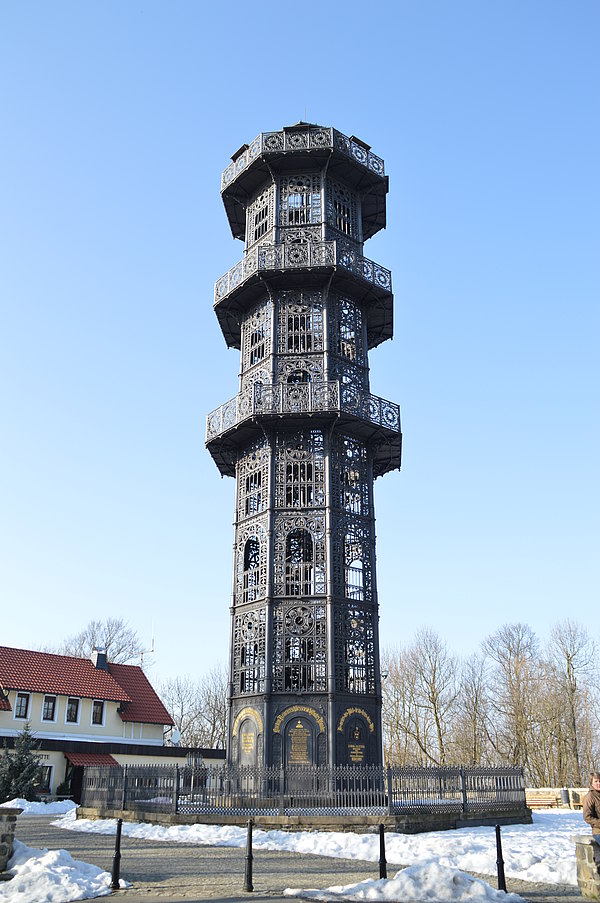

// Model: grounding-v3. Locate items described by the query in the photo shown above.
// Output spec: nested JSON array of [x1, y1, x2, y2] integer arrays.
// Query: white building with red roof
[[0, 646, 224, 799]]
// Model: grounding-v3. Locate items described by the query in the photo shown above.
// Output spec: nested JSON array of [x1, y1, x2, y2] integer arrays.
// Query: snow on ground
[[284, 862, 526, 902], [1, 797, 78, 815], [3, 838, 124, 903], [53, 808, 584, 888]]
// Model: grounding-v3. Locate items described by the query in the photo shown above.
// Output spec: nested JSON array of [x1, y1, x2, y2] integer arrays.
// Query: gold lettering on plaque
[[241, 732, 255, 753], [348, 743, 365, 763], [289, 720, 310, 763]]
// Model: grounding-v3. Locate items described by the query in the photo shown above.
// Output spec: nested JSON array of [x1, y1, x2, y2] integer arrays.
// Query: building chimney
[[91, 647, 108, 670]]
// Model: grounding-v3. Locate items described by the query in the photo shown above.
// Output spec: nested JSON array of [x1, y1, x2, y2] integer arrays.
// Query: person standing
[[583, 773, 600, 842]]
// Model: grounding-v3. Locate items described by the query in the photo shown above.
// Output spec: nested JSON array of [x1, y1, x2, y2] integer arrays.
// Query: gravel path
[[14, 816, 581, 902]]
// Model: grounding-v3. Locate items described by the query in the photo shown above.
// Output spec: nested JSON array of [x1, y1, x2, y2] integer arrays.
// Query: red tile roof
[[108, 663, 173, 726], [65, 752, 120, 767], [0, 646, 173, 727], [0, 695, 11, 712], [0, 647, 131, 702]]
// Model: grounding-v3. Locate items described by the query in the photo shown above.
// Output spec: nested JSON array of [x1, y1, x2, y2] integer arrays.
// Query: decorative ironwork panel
[[277, 356, 324, 387], [275, 430, 325, 510], [282, 226, 321, 244], [279, 174, 322, 229], [330, 294, 367, 370], [331, 434, 370, 517], [326, 179, 359, 239], [236, 437, 270, 522], [235, 518, 268, 604], [241, 300, 272, 375], [334, 604, 376, 694], [331, 517, 373, 603], [272, 602, 327, 692], [246, 184, 275, 249], [233, 606, 266, 694], [273, 513, 326, 596], [277, 291, 323, 355]]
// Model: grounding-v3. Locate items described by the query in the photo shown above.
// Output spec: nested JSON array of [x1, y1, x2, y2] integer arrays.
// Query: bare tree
[[548, 619, 597, 785], [161, 665, 228, 750], [451, 653, 493, 766], [58, 617, 143, 664]]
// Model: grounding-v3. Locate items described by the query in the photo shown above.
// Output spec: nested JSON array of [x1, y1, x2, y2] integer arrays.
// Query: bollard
[[110, 818, 123, 891], [243, 818, 253, 893], [495, 824, 507, 892], [379, 823, 387, 880]]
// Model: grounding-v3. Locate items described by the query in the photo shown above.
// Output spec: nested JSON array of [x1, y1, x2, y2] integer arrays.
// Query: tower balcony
[[214, 240, 393, 350], [221, 124, 387, 241], [206, 381, 401, 479]]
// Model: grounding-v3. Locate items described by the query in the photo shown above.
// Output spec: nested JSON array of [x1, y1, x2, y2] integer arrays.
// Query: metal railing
[[81, 764, 526, 818], [214, 240, 392, 304], [221, 127, 385, 191], [206, 381, 400, 443]]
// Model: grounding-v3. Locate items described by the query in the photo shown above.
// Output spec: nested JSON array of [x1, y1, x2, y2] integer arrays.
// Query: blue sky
[[1, 1, 598, 683]]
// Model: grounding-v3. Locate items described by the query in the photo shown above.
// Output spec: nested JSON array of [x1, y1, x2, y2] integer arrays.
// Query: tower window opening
[[287, 312, 313, 353], [243, 537, 261, 603], [254, 204, 269, 241], [334, 199, 352, 235], [245, 471, 262, 516], [249, 326, 266, 365], [287, 369, 310, 384], [285, 529, 313, 595], [285, 636, 314, 690], [346, 557, 364, 601], [285, 461, 314, 507]]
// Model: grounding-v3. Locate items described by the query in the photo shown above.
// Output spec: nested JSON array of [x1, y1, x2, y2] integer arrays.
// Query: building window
[[92, 700, 105, 725], [42, 695, 56, 721], [66, 697, 80, 724], [245, 471, 262, 517], [285, 529, 313, 596], [254, 203, 269, 241], [14, 692, 29, 719], [35, 765, 52, 794], [249, 325, 266, 365]]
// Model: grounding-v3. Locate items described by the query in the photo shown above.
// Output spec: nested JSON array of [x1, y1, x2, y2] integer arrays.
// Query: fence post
[[386, 765, 393, 816], [243, 818, 253, 892], [121, 765, 128, 811], [495, 824, 507, 892], [460, 767, 468, 813], [379, 824, 387, 880], [110, 817, 123, 890], [172, 765, 179, 815]]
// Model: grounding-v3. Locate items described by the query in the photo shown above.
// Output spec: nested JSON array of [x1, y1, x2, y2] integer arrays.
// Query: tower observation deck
[[206, 123, 401, 769]]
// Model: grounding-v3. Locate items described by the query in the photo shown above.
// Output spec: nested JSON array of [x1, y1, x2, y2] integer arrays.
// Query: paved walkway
[[14, 816, 581, 902]]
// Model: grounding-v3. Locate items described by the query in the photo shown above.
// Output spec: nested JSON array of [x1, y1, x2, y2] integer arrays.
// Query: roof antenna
[[139, 621, 155, 669]]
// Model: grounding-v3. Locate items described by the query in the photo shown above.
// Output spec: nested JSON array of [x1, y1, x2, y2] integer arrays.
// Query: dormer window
[[42, 695, 57, 721], [14, 692, 29, 719]]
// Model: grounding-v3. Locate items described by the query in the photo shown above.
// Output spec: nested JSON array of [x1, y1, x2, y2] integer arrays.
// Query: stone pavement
[[13, 815, 581, 902]]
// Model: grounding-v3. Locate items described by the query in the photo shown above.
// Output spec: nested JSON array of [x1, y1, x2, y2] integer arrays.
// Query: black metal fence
[[81, 763, 526, 817]]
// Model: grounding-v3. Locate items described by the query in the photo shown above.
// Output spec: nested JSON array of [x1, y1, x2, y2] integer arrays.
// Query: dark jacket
[[583, 788, 600, 833]]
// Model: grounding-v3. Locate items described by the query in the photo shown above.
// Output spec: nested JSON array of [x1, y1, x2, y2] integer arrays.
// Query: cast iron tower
[[206, 123, 401, 769]]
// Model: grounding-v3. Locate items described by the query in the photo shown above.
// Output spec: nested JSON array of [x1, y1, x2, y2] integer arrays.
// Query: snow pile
[[3, 838, 123, 902], [284, 862, 526, 901], [1, 797, 78, 815], [53, 808, 583, 886]]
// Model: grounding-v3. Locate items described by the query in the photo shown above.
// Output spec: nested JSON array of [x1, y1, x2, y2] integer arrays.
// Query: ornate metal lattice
[[326, 179, 359, 239], [273, 513, 326, 596], [235, 518, 268, 604], [241, 299, 272, 375], [334, 604, 375, 694], [236, 437, 270, 522], [279, 174, 321, 229], [276, 291, 324, 355], [246, 184, 275, 249], [330, 434, 371, 517], [329, 517, 373, 603], [275, 430, 325, 510], [272, 602, 327, 692], [232, 606, 267, 694]]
